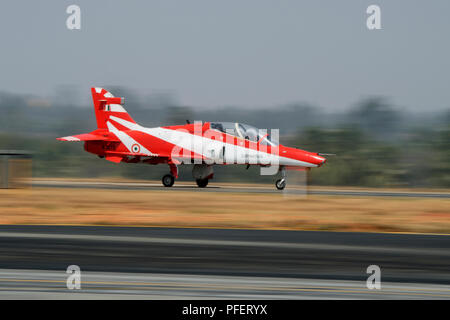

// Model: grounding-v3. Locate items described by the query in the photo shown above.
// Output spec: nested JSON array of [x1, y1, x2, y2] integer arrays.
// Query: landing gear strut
[[275, 166, 287, 190]]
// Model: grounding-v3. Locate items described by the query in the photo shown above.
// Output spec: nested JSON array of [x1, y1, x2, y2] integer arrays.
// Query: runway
[[32, 179, 450, 198], [0, 225, 449, 299], [1, 269, 449, 299]]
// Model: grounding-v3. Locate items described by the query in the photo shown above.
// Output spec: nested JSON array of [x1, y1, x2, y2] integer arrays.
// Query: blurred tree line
[[0, 88, 448, 188]]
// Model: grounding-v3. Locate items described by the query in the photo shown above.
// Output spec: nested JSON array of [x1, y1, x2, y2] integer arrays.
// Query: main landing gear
[[162, 163, 178, 187], [275, 166, 287, 190], [195, 178, 209, 188], [161, 164, 213, 188], [192, 164, 213, 188], [162, 174, 175, 187]]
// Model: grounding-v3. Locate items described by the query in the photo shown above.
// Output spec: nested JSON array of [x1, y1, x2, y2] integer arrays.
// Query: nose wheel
[[275, 178, 286, 190], [162, 174, 175, 187], [275, 166, 287, 190]]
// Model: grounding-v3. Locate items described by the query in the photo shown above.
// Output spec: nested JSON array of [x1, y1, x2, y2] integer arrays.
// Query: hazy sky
[[0, 1, 449, 110]]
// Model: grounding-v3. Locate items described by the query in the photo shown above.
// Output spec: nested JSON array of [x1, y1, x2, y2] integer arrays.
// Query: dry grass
[[0, 187, 449, 234]]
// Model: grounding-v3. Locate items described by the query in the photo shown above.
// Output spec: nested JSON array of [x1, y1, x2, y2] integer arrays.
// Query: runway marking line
[[0, 278, 449, 298], [33, 180, 450, 195], [3, 223, 449, 237], [1, 232, 449, 256]]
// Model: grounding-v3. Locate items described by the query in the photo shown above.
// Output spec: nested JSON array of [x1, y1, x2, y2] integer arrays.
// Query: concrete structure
[[0, 150, 32, 188]]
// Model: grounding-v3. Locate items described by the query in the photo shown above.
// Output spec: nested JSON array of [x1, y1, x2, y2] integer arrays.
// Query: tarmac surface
[[0, 225, 449, 299], [32, 179, 450, 198]]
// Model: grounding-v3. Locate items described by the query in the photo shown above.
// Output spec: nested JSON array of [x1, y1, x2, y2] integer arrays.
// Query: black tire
[[275, 179, 286, 190], [196, 178, 209, 188], [162, 174, 175, 187]]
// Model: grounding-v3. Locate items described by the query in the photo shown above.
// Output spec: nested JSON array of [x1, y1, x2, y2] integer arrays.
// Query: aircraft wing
[[57, 133, 119, 142], [102, 151, 208, 164], [106, 151, 159, 157], [103, 151, 162, 163]]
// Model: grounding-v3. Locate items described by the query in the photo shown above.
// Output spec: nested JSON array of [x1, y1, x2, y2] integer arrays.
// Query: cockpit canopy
[[210, 122, 278, 146]]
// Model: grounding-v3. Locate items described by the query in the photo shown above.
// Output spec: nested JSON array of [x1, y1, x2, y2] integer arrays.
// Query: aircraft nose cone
[[311, 155, 326, 166]]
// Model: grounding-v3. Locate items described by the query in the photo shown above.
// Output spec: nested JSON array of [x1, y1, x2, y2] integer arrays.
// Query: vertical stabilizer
[[91, 87, 136, 129]]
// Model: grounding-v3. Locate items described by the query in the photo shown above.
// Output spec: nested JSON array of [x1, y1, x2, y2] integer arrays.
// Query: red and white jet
[[57, 87, 328, 190]]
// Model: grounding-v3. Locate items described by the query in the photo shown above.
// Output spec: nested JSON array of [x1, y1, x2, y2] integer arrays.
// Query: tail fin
[[91, 87, 136, 129]]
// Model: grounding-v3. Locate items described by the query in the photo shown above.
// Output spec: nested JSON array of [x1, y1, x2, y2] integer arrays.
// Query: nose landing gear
[[275, 166, 287, 190], [275, 178, 286, 190]]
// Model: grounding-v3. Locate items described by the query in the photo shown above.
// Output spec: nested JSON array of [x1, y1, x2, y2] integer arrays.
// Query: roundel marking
[[131, 144, 140, 153]]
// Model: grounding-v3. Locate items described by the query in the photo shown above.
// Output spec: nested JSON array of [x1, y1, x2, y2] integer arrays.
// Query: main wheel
[[275, 179, 286, 190], [162, 174, 175, 187], [196, 178, 209, 188]]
